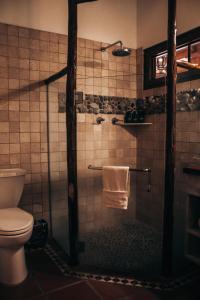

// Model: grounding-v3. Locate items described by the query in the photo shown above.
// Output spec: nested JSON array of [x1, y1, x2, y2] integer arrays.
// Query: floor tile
[[26, 250, 59, 273], [89, 280, 134, 299], [1, 249, 198, 300], [154, 278, 200, 300], [35, 271, 80, 293], [27, 249, 80, 292], [30, 296, 48, 300], [47, 281, 101, 300], [89, 280, 158, 300], [0, 273, 42, 300]]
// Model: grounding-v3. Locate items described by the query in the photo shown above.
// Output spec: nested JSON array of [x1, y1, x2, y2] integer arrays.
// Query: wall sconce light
[[156, 55, 167, 74]]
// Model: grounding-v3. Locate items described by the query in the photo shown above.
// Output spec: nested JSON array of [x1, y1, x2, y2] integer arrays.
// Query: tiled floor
[[0, 250, 199, 300]]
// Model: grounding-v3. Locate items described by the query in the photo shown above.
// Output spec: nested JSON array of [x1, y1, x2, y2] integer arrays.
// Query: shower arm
[[100, 40, 123, 52]]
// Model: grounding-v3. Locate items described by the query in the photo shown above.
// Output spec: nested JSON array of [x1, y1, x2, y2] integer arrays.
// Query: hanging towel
[[102, 166, 130, 209]]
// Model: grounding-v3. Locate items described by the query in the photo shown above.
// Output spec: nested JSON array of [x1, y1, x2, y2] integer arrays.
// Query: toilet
[[0, 169, 33, 285]]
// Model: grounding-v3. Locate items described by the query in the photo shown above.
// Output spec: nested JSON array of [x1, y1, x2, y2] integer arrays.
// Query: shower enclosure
[[47, 75, 199, 281], [46, 62, 200, 282], [46, 77, 164, 280], [45, 0, 200, 282]]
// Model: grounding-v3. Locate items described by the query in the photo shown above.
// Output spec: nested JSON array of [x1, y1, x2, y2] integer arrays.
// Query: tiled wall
[[0, 23, 63, 221], [0, 22, 137, 226], [135, 113, 165, 229], [46, 32, 138, 237], [48, 83, 137, 236], [76, 39, 136, 98], [77, 114, 137, 234]]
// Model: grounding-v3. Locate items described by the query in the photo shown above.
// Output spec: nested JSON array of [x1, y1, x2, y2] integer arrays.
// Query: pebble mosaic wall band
[[58, 88, 200, 115]]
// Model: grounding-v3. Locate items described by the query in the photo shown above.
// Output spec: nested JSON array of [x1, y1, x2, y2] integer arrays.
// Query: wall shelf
[[115, 122, 152, 126], [183, 166, 200, 176]]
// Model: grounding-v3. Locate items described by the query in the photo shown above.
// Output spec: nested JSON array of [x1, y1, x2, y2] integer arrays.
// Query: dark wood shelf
[[183, 166, 200, 176]]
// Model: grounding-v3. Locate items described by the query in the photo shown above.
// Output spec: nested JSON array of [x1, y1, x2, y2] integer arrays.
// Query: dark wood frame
[[66, 0, 97, 266], [144, 26, 200, 90], [162, 0, 177, 277], [66, 0, 79, 266], [76, 0, 97, 3], [44, 0, 97, 266], [44, 67, 67, 85]]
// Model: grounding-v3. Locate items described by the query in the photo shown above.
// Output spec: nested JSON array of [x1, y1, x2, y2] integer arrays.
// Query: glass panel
[[48, 79, 69, 253], [191, 41, 200, 66], [77, 111, 163, 280]]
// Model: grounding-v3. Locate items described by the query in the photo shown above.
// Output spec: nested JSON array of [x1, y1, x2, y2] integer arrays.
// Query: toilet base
[[0, 246, 28, 285]]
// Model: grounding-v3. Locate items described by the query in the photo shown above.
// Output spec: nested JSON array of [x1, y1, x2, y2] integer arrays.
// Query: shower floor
[[78, 221, 162, 280]]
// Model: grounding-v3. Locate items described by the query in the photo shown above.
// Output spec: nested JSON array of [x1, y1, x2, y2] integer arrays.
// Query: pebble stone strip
[[44, 243, 200, 292], [58, 88, 200, 115]]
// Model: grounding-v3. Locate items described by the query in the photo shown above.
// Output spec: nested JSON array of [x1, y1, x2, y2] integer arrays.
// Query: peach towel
[[102, 166, 130, 209]]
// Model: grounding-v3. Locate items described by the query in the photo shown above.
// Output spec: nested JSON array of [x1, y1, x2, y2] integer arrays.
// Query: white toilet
[[0, 169, 33, 285]]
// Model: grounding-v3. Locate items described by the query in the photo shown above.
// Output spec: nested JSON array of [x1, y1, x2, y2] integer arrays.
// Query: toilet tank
[[0, 169, 26, 209]]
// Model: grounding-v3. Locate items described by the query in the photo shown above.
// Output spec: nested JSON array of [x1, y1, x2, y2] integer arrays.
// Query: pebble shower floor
[[78, 221, 162, 279]]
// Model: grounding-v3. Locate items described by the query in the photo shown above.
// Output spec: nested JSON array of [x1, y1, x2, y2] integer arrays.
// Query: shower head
[[112, 47, 131, 57], [100, 40, 131, 57]]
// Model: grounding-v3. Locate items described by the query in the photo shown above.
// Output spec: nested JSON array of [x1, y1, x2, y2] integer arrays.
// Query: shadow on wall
[[1, 80, 45, 101]]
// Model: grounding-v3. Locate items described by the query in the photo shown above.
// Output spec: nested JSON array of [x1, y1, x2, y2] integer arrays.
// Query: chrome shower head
[[112, 47, 131, 57], [100, 40, 131, 57]]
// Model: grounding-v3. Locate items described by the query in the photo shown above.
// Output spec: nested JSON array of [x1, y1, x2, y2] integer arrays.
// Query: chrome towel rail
[[88, 165, 151, 192], [88, 165, 150, 172]]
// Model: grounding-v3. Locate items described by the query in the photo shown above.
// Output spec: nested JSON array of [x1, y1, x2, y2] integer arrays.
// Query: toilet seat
[[0, 208, 33, 236]]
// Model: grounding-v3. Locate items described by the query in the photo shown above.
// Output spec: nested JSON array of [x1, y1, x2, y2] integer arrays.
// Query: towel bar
[[88, 165, 150, 172], [88, 165, 151, 192]]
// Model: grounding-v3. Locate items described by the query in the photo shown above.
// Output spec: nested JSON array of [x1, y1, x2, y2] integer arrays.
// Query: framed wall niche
[[143, 27, 200, 90]]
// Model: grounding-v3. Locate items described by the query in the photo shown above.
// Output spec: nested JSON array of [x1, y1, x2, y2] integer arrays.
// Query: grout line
[[41, 280, 85, 297], [86, 280, 104, 300], [28, 278, 84, 300], [32, 274, 45, 295], [21, 271, 46, 300]]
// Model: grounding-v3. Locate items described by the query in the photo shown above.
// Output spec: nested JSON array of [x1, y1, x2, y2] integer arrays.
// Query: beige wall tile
[[0, 143, 9, 154], [0, 154, 9, 165], [10, 143, 20, 153], [0, 122, 9, 132]]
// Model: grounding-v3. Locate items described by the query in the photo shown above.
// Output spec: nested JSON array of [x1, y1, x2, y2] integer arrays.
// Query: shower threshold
[[45, 240, 200, 292]]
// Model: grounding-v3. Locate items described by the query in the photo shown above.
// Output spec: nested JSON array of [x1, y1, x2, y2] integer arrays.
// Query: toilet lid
[[0, 208, 33, 235]]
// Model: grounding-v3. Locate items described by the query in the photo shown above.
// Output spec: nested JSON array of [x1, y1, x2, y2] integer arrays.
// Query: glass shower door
[[77, 112, 164, 280], [47, 81, 69, 254]]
